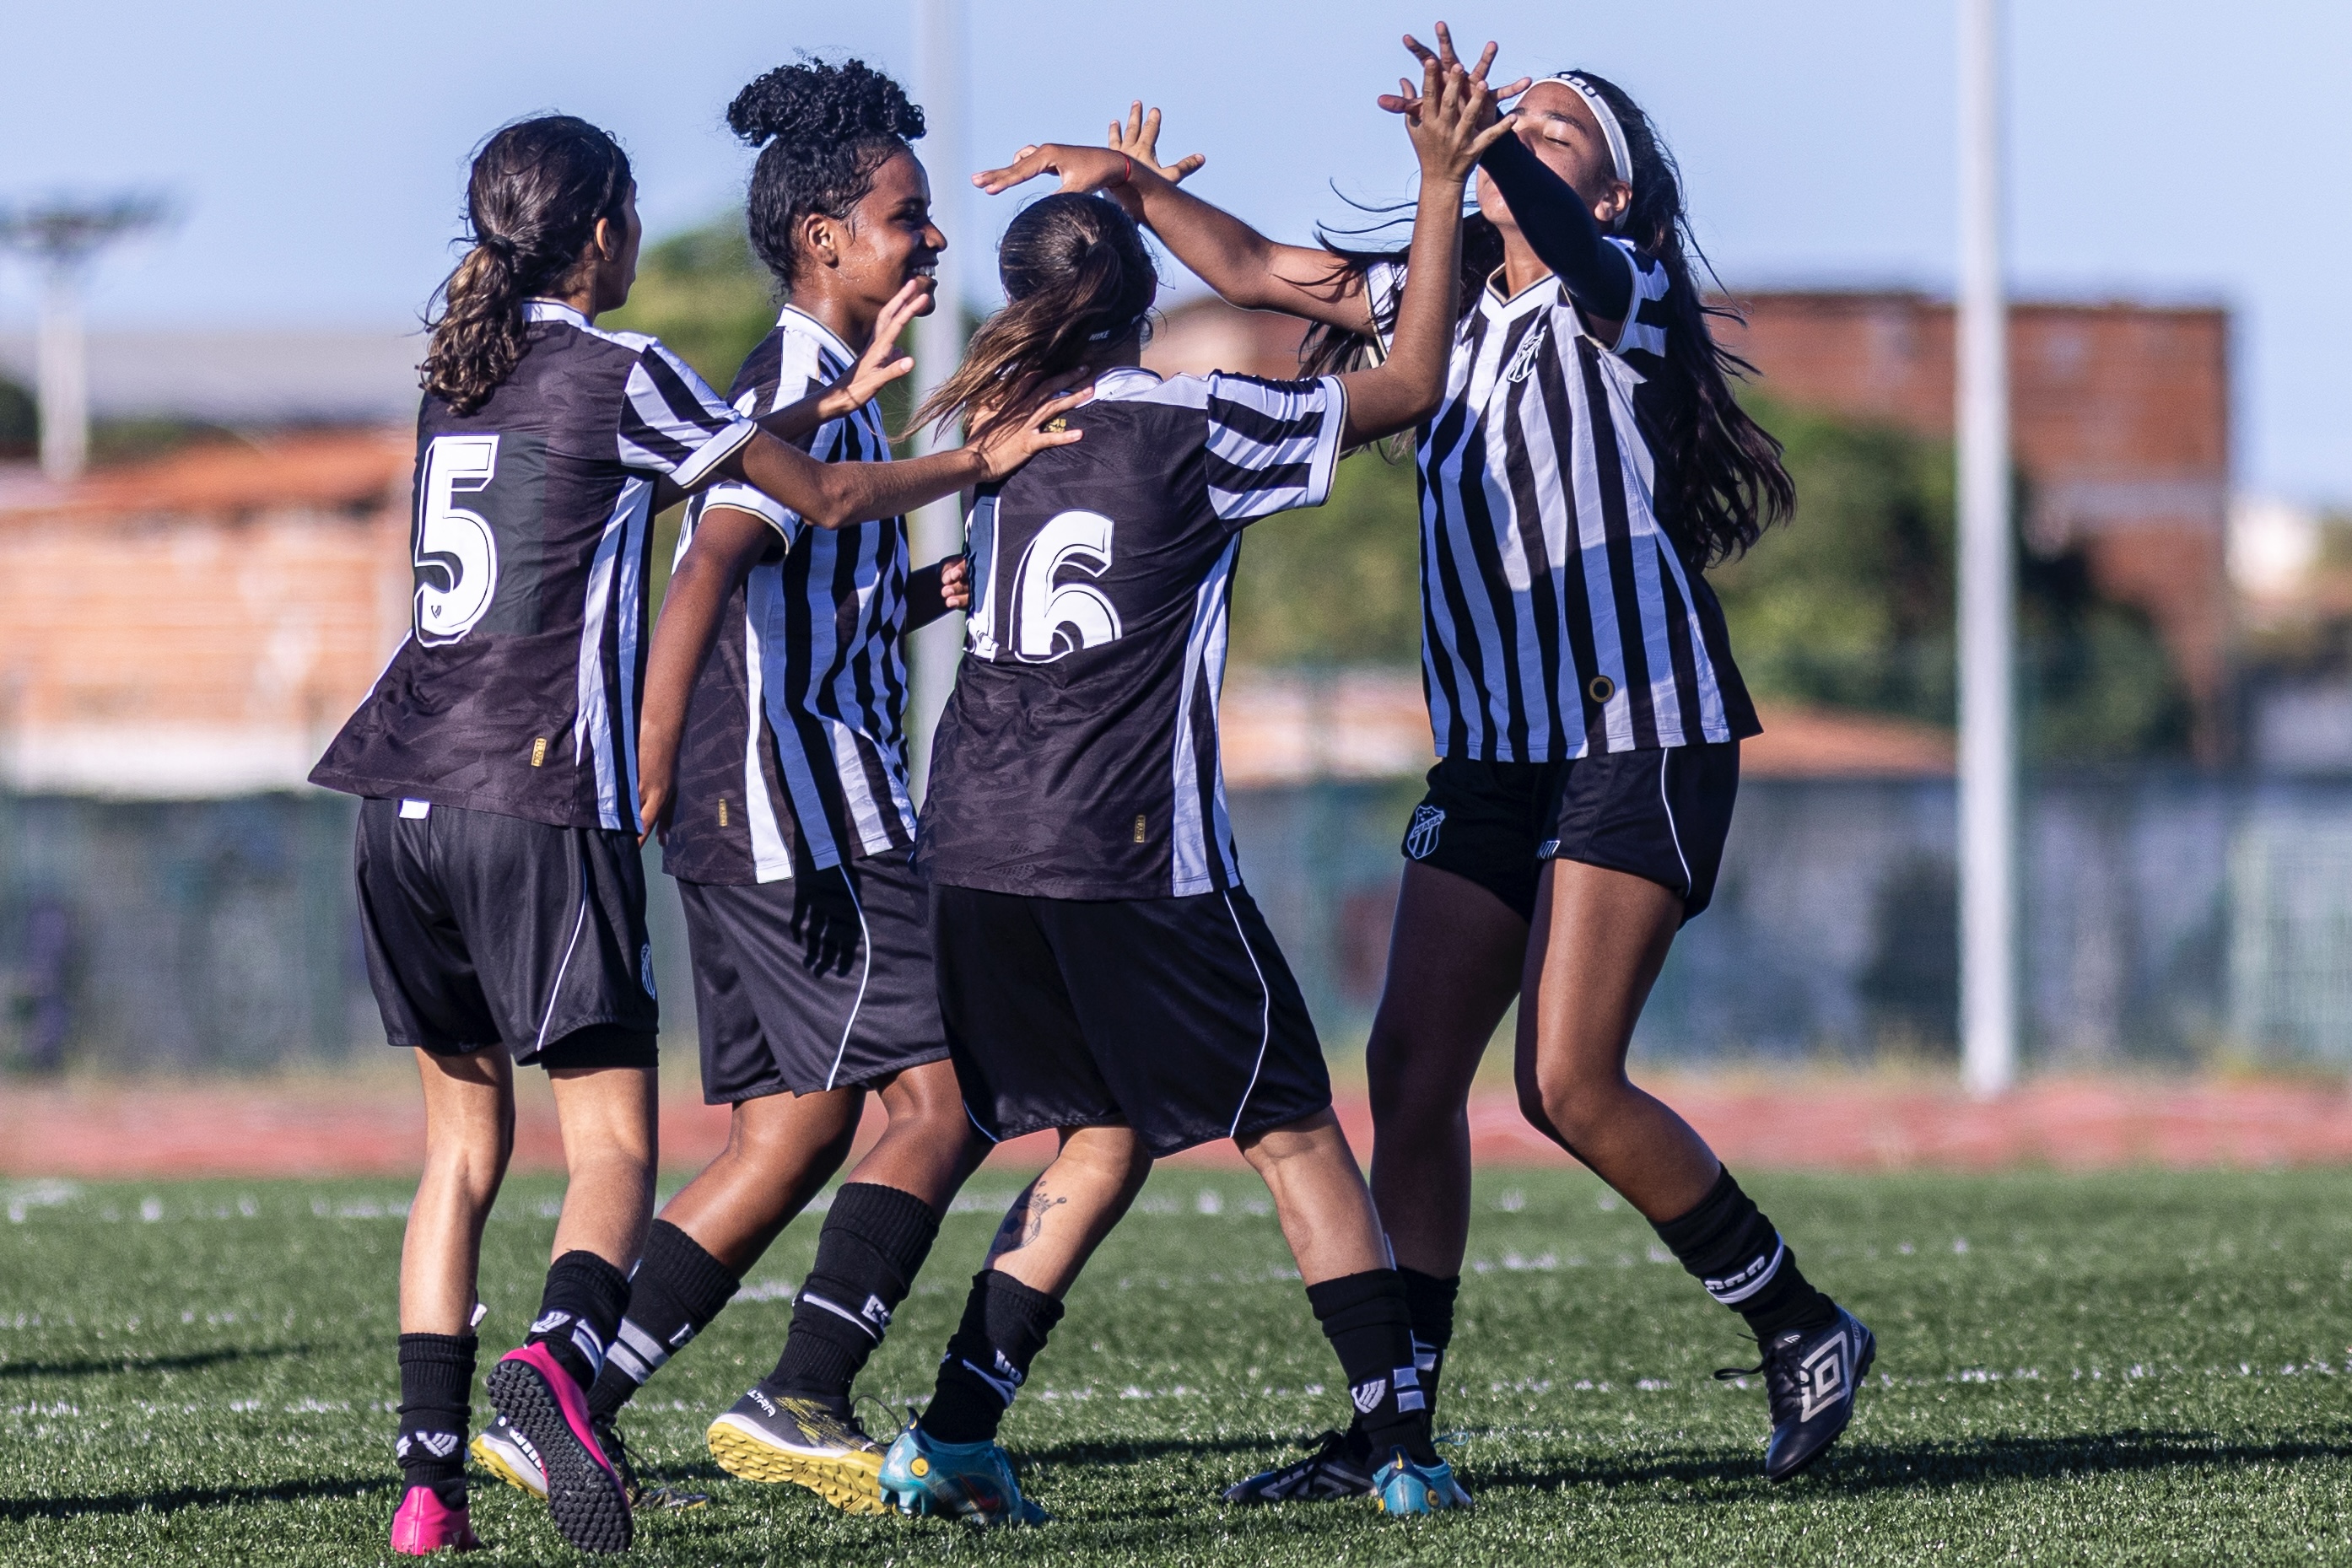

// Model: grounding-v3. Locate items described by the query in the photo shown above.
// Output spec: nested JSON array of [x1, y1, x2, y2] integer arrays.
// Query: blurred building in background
[[6, 270, 2350, 1075]]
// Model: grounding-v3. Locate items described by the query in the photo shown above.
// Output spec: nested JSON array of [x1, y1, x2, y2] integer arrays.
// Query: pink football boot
[[485, 1342, 632, 1554], [390, 1484, 481, 1554]]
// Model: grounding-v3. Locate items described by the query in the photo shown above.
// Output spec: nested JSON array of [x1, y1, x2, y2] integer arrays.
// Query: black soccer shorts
[[1400, 741, 1740, 924], [677, 849, 949, 1104], [354, 797, 658, 1069], [930, 883, 1332, 1158]]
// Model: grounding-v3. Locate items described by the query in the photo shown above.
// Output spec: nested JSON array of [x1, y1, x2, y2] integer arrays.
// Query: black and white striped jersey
[[312, 301, 755, 830], [917, 366, 1346, 901], [1367, 244, 1759, 762], [658, 307, 914, 885]]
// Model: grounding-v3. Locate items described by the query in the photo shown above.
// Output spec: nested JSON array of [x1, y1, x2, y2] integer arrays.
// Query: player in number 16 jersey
[[886, 57, 1512, 1525]]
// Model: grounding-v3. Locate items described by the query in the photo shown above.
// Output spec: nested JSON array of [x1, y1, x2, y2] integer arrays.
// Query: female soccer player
[[470, 57, 1008, 1520], [869, 56, 1505, 1528], [983, 24, 1874, 1495], [309, 112, 1080, 1556]]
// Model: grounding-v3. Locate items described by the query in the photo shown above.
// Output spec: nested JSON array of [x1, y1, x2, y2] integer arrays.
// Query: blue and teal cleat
[[1370, 1448, 1471, 1515], [877, 1423, 1048, 1527]]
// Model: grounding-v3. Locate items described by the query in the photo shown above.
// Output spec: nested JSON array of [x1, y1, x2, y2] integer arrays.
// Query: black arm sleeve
[[1477, 132, 1633, 324]]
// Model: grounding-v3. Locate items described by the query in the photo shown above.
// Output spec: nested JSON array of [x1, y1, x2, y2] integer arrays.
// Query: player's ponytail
[[1570, 72, 1793, 567], [914, 192, 1157, 443], [421, 116, 634, 416], [728, 57, 925, 292]]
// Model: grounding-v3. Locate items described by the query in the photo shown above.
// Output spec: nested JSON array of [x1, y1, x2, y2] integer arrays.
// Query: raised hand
[[1378, 21, 1529, 122], [968, 385, 1094, 481], [1406, 51, 1515, 186], [974, 143, 1134, 198], [1108, 103, 1205, 184]]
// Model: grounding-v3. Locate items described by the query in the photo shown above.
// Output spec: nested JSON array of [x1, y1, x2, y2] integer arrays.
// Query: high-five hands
[[1402, 36, 1517, 185], [1378, 21, 1530, 127]]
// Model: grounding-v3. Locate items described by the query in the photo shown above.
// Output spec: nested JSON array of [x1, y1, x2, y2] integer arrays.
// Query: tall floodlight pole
[[1956, 0, 2015, 1097], [0, 199, 163, 482], [906, 0, 970, 800]]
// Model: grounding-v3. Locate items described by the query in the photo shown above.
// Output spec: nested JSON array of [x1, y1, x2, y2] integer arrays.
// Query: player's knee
[[1526, 1062, 1632, 1150]]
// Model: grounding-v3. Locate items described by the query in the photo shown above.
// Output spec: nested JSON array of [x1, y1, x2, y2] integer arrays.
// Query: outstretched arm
[[1332, 58, 1511, 444], [689, 385, 1091, 531], [976, 138, 1373, 333], [651, 280, 930, 513]]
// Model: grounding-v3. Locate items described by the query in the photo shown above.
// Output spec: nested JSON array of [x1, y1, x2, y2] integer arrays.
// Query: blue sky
[[3, 1, 2346, 501]]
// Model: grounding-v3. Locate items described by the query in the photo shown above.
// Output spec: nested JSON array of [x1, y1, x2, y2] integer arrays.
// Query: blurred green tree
[[601, 215, 776, 391], [1717, 398, 2191, 762], [0, 377, 34, 458], [1231, 449, 1421, 668]]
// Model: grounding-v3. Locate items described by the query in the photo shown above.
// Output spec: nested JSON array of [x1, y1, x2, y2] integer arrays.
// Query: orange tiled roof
[[0, 429, 411, 522]]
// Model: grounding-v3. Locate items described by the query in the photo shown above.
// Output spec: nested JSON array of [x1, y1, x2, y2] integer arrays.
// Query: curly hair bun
[[726, 57, 925, 151]]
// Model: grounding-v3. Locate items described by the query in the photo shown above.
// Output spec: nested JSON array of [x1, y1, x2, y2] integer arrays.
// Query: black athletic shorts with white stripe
[[678, 849, 947, 1103], [354, 796, 659, 1067], [1401, 741, 1740, 925], [931, 884, 1330, 1158]]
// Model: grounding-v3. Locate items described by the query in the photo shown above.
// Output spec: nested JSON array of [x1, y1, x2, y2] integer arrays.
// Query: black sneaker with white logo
[[1222, 1428, 1377, 1504], [1718, 1305, 1875, 1481]]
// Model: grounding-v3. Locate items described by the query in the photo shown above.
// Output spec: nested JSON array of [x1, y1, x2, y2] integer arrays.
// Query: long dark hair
[[1305, 73, 1794, 568], [914, 192, 1157, 442], [421, 116, 633, 415], [728, 57, 925, 291]]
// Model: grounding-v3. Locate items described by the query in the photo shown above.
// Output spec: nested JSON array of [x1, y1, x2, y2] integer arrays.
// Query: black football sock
[[587, 1221, 742, 1422], [526, 1250, 632, 1390], [1650, 1167, 1837, 1341], [1399, 1267, 1461, 1417], [760, 1183, 941, 1413], [396, 1332, 477, 1509], [1308, 1269, 1434, 1466], [916, 1269, 1064, 1446]]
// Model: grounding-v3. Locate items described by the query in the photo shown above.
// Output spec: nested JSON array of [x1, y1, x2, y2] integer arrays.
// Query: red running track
[[7, 1076, 2352, 1180]]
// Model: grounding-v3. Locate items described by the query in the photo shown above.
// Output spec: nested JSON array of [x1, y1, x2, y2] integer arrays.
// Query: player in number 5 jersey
[[871, 57, 1509, 1526], [990, 23, 1873, 1495], [308, 114, 1080, 1557]]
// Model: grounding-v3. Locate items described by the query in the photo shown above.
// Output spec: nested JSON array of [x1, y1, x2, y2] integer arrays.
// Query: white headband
[[1546, 73, 1633, 229]]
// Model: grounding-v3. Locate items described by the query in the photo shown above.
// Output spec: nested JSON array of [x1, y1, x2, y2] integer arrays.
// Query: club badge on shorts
[[1405, 804, 1445, 860]]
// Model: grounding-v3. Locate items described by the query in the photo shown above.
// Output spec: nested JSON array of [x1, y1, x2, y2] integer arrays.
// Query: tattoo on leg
[[987, 1178, 1067, 1261]]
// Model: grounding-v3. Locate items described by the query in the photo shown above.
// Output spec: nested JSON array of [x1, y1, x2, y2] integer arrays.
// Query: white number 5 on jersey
[[1013, 509, 1122, 662], [413, 434, 501, 644]]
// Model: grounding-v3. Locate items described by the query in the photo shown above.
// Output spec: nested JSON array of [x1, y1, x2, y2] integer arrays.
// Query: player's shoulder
[[1605, 237, 1672, 296], [731, 309, 846, 407], [1091, 366, 1329, 414]]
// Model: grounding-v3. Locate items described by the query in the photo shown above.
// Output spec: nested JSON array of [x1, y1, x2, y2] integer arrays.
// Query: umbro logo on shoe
[[1797, 1330, 1851, 1423], [1351, 1378, 1388, 1414]]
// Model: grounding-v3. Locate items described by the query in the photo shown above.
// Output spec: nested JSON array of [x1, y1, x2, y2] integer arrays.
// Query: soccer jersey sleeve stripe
[[620, 348, 758, 482], [1205, 373, 1346, 521]]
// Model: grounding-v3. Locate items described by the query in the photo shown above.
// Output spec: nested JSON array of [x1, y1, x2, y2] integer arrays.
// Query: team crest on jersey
[[1405, 804, 1445, 860]]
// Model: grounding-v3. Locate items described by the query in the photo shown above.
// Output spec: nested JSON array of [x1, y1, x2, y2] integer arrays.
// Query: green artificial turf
[[5, 1166, 2352, 1565]]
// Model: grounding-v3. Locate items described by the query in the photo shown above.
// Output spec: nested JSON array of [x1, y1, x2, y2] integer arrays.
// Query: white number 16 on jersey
[[413, 434, 501, 645]]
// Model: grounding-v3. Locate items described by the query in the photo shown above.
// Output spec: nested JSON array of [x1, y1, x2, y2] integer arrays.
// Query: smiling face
[[1473, 79, 1632, 239], [805, 147, 947, 319]]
